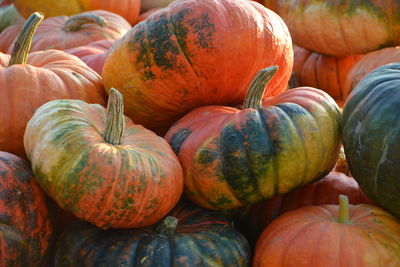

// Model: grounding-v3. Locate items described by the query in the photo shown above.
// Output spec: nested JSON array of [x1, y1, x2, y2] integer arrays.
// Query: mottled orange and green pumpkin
[[24, 89, 184, 229], [102, 0, 293, 134], [54, 202, 250, 266], [165, 67, 341, 210], [280, 0, 400, 56], [0, 152, 54, 266]]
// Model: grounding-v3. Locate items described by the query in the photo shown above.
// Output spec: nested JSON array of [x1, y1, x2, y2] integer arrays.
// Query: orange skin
[[253, 203, 400, 266], [0, 10, 131, 53], [13, 0, 141, 25], [103, 0, 293, 134]]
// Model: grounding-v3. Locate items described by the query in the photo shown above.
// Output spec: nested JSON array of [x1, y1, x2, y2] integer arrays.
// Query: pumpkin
[[65, 39, 115, 75], [24, 88, 184, 229], [165, 67, 341, 210], [13, 0, 141, 25], [141, 0, 175, 12], [0, 10, 131, 53], [238, 171, 373, 247], [253, 195, 400, 266], [135, 8, 162, 25], [293, 45, 363, 104], [0, 4, 24, 33], [342, 63, 400, 219], [0, 12, 105, 158], [102, 0, 293, 134], [54, 202, 250, 266], [343, 46, 400, 97], [0, 152, 54, 266], [279, 1, 400, 57]]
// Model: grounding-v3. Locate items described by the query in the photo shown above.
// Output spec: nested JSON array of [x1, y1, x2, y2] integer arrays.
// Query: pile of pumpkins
[[0, 0, 399, 266]]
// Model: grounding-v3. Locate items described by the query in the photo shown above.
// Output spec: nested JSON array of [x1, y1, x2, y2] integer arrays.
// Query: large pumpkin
[[13, 0, 141, 25], [279, 0, 400, 56], [0, 12, 105, 158], [54, 202, 250, 266], [0, 152, 54, 266], [253, 196, 400, 266], [24, 89, 184, 229], [165, 67, 341, 210], [342, 63, 400, 219], [102, 0, 293, 134], [0, 10, 130, 53]]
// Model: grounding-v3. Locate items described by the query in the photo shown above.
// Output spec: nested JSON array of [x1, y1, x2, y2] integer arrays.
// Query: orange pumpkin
[[0, 13, 105, 158]]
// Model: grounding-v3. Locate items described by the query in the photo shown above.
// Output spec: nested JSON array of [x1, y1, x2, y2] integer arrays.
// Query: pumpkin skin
[[342, 63, 400, 219], [293, 45, 363, 103], [280, 0, 400, 56], [165, 68, 341, 210], [13, 0, 141, 25], [54, 202, 250, 267], [0, 152, 54, 267], [65, 39, 115, 75], [24, 89, 184, 229], [343, 46, 400, 97], [0, 13, 105, 158], [102, 0, 293, 134], [0, 10, 131, 53], [253, 199, 400, 266]]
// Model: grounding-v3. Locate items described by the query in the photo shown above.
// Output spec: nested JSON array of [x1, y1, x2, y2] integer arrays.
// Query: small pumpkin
[[342, 63, 400, 219], [24, 88, 184, 229], [165, 67, 341, 210], [0, 152, 54, 266], [0, 12, 105, 158], [0, 10, 131, 53], [54, 202, 250, 266], [102, 0, 293, 134], [0, 4, 24, 33], [253, 195, 400, 266]]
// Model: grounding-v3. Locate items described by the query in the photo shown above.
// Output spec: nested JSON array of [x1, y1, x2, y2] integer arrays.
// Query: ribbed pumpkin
[[102, 0, 293, 134], [0, 12, 105, 158], [253, 196, 400, 266], [293, 45, 363, 105], [24, 88, 184, 229], [280, 0, 400, 56], [165, 67, 341, 210], [54, 202, 250, 266], [238, 171, 372, 247], [0, 152, 54, 267], [65, 39, 115, 75], [342, 63, 400, 219], [13, 0, 141, 25], [343, 46, 400, 97], [0, 10, 130, 53]]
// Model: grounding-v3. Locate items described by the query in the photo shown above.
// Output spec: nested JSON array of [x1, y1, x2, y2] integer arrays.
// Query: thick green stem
[[8, 12, 44, 66], [62, 13, 108, 32], [338, 195, 350, 224], [243, 66, 278, 109], [104, 88, 125, 145], [156, 216, 178, 236]]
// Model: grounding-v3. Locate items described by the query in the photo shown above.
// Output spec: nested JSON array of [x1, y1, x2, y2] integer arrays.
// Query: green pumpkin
[[342, 63, 400, 219]]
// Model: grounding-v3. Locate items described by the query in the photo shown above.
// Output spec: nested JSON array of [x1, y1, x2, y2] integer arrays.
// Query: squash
[[0, 152, 54, 266], [0, 4, 24, 33], [54, 202, 250, 266], [24, 88, 184, 229], [0, 12, 105, 158], [165, 67, 341, 210], [342, 63, 400, 219], [102, 0, 293, 134], [253, 195, 400, 266]]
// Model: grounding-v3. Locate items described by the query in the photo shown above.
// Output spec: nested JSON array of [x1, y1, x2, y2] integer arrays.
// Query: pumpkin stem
[[338, 195, 351, 224], [62, 13, 108, 32], [104, 88, 125, 145], [156, 216, 178, 236], [8, 12, 44, 66], [243, 66, 278, 109]]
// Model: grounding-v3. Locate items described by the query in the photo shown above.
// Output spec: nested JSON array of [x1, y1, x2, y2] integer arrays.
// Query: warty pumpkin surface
[[24, 89, 184, 229], [165, 67, 341, 210], [102, 0, 293, 134]]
